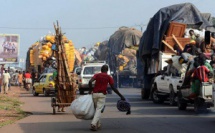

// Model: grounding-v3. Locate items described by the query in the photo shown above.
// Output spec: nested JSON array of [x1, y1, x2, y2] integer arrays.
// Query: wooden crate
[[166, 21, 187, 37]]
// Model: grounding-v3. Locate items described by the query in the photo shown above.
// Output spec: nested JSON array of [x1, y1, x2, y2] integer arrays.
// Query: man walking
[[2, 70, 11, 94], [88, 65, 125, 131]]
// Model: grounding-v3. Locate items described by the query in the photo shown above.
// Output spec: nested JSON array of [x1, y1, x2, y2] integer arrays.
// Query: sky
[[0, 0, 215, 67]]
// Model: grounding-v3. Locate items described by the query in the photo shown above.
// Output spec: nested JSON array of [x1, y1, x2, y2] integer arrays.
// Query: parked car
[[77, 61, 112, 94], [150, 73, 183, 105], [32, 73, 55, 96]]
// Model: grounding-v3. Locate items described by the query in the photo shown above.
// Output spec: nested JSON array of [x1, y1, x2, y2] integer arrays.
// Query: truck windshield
[[83, 67, 101, 75]]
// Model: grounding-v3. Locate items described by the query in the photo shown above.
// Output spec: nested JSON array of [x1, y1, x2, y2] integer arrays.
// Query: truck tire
[[151, 84, 164, 104], [194, 98, 207, 113], [169, 85, 177, 106], [177, 91, 187, 110], [141, 89, 150, 99], [178, 101, 187, 110]]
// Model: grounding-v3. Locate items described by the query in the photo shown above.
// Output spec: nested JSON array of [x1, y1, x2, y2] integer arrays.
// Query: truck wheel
[[178, 100, 187, 110], [194, 98, 207, 113], [151, 84, 164, 104], [169, 85, 177, 106], [141, 89, 150, 99]]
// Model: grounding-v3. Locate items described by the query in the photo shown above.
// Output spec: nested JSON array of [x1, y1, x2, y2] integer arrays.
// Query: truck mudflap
[[142, 74, 156, 99]]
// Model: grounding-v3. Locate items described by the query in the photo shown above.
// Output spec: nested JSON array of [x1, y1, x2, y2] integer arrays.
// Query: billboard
[[0, 34, 19, 63]]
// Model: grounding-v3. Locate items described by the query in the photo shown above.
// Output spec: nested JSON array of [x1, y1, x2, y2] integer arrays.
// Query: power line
[[0, 25, 147, 30]]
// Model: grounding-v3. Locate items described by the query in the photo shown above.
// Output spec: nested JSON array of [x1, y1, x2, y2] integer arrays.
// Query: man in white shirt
[[2, 70, 10, 94]]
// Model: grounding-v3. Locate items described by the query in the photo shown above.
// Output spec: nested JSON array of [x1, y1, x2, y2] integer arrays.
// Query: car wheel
[[177, 91, 187, 110], [151, 84, 164, 104], [169, 85, 177, 106], [44, 89, 49, 96], [32, 88, 39, 96]]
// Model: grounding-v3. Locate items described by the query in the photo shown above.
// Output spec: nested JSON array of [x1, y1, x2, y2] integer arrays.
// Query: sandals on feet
[[97, 123, 101, 129], [90, 124, 97, 131]]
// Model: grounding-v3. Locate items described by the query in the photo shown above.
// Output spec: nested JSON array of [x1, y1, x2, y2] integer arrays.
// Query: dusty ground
[[0, 86, 27, 127]]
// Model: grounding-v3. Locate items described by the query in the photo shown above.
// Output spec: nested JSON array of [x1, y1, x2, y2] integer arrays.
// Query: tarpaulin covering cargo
[[94, 40, 109, 61], [108, 27, 142, 74], [138, 3, 214, 74]]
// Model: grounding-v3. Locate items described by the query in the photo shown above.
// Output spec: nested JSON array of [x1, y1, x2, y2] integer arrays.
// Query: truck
[[138, 3, 214, 99], [108, 27, 143, 88]]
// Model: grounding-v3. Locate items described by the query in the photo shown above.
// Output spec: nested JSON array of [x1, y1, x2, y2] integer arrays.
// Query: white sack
[[70, 95, 95, 120]]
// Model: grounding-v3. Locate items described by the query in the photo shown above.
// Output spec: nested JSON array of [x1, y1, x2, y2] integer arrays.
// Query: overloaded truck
[[108, 27, 143, 88], [26, 34, 78, 74], [138, 3, 215, 99]]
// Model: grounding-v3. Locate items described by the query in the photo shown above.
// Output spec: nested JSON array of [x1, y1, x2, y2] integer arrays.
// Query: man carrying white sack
[[88, 64, 125, 131]]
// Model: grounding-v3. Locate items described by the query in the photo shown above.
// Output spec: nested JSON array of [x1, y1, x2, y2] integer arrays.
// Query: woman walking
[[18, 71, 23, 87]]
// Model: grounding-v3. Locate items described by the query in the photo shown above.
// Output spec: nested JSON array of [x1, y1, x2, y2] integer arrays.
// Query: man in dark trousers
[[88, 64, 125, 131]]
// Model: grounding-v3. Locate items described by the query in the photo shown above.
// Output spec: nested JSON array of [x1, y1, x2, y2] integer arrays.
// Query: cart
[[51, 88, 76, 114], [50, 22, 77, 114]]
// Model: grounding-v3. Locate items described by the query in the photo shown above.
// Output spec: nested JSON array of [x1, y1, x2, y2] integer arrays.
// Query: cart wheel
[[53, 106, 56, 115]]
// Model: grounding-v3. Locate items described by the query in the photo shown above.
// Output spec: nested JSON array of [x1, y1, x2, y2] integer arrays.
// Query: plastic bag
[[70, 95, 95, 120]]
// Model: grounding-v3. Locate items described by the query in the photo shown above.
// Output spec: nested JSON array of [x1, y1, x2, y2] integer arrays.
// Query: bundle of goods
[[29, 42, 43, 67], [29, 34, 75, 72], [94, 40, 109, 61], [74, 49, 82, 66], [79, 43, 100, 62]]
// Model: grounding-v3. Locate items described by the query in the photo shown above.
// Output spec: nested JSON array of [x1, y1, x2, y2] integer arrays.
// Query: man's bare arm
[[110, 84, 125, 100], [88, 77, 95, 94]]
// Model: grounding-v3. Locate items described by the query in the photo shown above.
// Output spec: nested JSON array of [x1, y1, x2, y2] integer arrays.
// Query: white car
[[150, 74, 183, 105], [78, 61, 112, 94]]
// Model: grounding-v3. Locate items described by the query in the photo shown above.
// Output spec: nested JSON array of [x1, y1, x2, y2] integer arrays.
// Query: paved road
[[1, 87, 215, 133]]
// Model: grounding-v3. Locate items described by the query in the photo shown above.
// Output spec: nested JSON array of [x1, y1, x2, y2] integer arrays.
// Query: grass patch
[[0, 95, 28, 128]]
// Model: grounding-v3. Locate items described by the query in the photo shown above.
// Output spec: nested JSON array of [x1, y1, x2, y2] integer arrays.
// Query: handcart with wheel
[[50, 22, 77, 114]]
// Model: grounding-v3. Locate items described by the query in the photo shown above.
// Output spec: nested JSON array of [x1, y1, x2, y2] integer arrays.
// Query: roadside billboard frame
[[0, 34, 20, 64]]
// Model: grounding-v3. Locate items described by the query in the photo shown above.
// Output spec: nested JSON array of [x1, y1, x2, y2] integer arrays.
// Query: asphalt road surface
[[0, 88, 215, 133]]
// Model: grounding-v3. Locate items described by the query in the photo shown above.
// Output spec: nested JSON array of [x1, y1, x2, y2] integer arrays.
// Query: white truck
[[150, 53, 183, 105]]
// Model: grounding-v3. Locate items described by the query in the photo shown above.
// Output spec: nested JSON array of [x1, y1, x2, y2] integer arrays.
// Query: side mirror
[[205, 30, 211, 44], [77, 72, 80, 75]]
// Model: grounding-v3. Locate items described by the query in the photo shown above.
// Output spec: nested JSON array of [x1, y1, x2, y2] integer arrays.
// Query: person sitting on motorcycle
[[189, 60, 210, 99], [24, 71, 32, 90]]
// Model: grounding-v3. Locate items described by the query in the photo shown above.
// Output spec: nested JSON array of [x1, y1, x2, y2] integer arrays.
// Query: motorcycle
[[25, 78, 32, 91]]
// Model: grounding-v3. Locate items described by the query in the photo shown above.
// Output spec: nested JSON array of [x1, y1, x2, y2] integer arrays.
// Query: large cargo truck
[[108, 27, 143, 88], [138, 3, 214, 99]]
